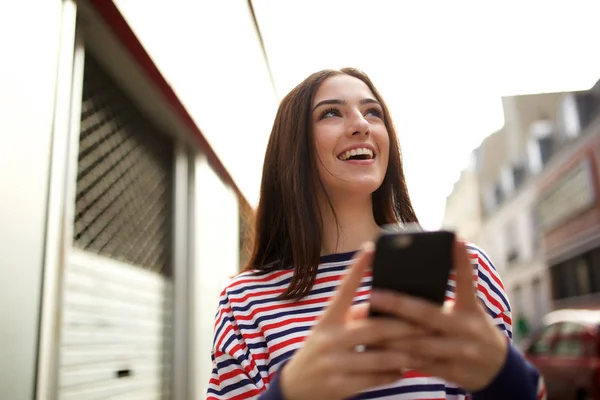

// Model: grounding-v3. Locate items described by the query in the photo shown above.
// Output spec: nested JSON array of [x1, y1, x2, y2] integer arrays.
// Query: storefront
[[0, 0, 269, 399]]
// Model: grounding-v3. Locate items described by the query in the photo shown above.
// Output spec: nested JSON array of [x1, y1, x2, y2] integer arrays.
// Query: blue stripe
[[477, 270, 511, 311], [225, 263, 351, 297], [208, 377, 256, 396], [269, 349, 295, 370], [466, 244, 495, 269], [265, 324, 312, 344], [240, 304, 326, 330], [351, 383, 450, 399]]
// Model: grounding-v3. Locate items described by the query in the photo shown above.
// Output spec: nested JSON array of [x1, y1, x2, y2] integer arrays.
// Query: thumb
[[453, 240, 479, 312], [320, 242, 374, 326]]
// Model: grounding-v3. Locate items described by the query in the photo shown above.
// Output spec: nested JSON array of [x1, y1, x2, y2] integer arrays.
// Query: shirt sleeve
[[466, 244, 547, 400], [207, 289, 272, 400]]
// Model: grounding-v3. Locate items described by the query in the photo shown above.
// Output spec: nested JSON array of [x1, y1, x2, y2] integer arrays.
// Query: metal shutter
[[58, 53, 174, 400]]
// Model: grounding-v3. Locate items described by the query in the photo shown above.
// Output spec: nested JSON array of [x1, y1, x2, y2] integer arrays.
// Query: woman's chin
[[329, 179, 383, 198]]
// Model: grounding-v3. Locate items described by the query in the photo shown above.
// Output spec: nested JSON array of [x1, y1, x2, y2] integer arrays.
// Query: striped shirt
[[208, 244, 546, 399]]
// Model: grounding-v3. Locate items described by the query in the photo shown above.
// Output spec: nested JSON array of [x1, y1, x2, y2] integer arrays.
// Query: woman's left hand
[[369, 240, 509, 392]]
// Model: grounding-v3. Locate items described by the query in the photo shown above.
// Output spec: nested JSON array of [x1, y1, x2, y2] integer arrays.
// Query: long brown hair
[[243, 68, 418, 300]]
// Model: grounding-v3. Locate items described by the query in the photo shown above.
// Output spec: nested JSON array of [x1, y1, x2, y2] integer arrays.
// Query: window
[[589, 248, 600, 293], [505, 221, 519, 266], [538, 136, 554, 166], [530, 323, 561, 356], [554, 322, 584, 357], [512, 285, 523, 315], [532, 278, 545, 327], [575, 257, 592, 295], [512, 165, 527, 190], [530, 208, 541, 253]]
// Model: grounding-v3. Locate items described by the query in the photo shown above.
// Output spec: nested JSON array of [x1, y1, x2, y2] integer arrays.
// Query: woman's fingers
[[337, 317, 426, 349], [381, 336, 478, 364], [320, 243, 374, 327], [369, 290, 483, 338], [340, 372, 404, 396], [336, 349, 425, 373], [452, 240, 480, 312]]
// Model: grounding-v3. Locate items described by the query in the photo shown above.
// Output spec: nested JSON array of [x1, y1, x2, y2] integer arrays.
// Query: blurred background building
[[443, 80, 600, 343], [1, 0, 271, 399]]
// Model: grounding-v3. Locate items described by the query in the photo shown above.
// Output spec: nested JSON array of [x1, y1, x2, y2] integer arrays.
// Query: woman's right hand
[[279, 243, 425, 400]]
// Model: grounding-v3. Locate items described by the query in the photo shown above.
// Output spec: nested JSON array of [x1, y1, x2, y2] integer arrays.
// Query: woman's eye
[[365, 108, 383, 118], [320, 108, 341, 119]]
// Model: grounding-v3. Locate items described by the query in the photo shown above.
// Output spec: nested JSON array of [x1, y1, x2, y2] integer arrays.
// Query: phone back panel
[[370, 230, 455, 317]]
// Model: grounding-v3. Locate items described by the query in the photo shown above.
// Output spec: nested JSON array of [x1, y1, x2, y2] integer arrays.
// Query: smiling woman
[[207, 68, 547, 400]]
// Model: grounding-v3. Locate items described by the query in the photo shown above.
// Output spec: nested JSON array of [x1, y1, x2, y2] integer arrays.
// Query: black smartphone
[[369, 229, 455, 318]]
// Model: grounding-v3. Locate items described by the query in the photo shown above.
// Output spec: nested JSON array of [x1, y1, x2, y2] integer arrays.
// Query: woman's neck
[[320, 194, 382, 255]]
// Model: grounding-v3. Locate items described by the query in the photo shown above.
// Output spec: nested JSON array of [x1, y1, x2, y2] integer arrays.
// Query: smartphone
[[368, 229, 455, 318]]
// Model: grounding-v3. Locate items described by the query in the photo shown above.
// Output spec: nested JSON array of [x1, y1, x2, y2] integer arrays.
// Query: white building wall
[[192, 154, 240, 398], [442, 168, 483, 244], [110, 2, 275, 394], [0, 1, 64, 398], [480, 181, 550, 334], [113, 0, 278, 207], [0, 2, 265, 398]]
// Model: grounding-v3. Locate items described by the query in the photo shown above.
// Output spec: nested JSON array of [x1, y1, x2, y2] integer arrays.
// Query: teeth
[[338, 147, 374, 161]]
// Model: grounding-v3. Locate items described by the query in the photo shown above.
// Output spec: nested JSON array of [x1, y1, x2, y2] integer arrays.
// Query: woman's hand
[[280, 244, 426, 400], [369, 240, 509, 392]]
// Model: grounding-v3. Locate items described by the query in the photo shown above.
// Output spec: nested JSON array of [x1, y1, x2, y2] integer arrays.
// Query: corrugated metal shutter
[[58, 53, 174, 399]]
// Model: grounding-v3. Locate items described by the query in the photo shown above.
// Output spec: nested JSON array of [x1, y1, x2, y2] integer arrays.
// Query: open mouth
[[337, 147, 375, 161]]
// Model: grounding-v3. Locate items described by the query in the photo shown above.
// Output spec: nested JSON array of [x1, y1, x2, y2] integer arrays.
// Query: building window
[[512, 164, 527, 190], [494, 183, 504, 208], [530, 208, 541, 253], [589, 248, 600, 293], [551, 254, 593, 300], [538, 136, 554, 166], [505, 221, 519, 266], [575, 256, 592, 296], [532, 278, 545, 327]]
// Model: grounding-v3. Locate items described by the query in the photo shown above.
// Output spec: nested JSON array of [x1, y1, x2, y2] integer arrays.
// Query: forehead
[[313, 74, 376, 105]]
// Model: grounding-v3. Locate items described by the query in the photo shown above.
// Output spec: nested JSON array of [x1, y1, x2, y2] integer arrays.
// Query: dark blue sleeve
[[258, 366, 286, 400], [472, 344, 543, 400], [259, 345, 546, 400]]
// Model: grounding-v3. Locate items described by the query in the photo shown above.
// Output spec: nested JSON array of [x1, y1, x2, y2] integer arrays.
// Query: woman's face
[[312, 74, 390, 200]]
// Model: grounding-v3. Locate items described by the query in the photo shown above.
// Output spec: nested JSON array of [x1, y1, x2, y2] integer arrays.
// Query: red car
[[524, 309, 600, 400]]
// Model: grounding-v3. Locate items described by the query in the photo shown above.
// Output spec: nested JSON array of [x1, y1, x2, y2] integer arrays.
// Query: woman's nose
[[348, 112, 370, 136]]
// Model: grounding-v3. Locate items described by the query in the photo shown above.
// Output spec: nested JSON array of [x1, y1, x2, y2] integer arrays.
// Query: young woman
[[208, 68, 546, 400]]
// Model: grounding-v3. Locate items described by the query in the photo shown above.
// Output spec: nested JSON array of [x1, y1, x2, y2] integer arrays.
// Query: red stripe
[[229, 269, 293, 289], [263, 315, 317, 333], [538, 382, 547, 400], [229, 273, 350, 305], [474, 254, 504, 291], [477, 282, 504, 314], [270, 334, 306, 353], [220, 368, 248, 382], [230, 287, 286, 305], [234, 288, 369, 322]]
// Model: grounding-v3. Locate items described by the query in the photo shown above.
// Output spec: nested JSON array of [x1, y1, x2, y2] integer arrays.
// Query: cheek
[[376, 132, 390, 163], [314, 131, 337, 160]]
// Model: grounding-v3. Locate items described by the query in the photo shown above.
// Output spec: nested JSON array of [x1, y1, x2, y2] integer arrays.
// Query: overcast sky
[[252, 0, 600, 228]]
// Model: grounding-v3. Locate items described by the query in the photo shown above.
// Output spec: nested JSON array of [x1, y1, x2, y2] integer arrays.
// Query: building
[[536, 80, 600, 310], [0, 1, 273, 399], [443, 90, 591, 336], [442, 159, 483, 244]]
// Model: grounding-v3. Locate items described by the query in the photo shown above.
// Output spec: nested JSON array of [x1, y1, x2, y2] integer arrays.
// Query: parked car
[[523, 309, 600, 399]]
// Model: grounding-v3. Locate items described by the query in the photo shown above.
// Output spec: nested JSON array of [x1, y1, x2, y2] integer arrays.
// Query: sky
[[251, 0, 600, 229]]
